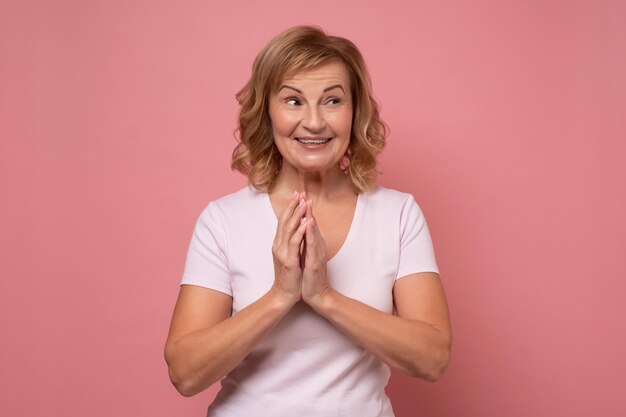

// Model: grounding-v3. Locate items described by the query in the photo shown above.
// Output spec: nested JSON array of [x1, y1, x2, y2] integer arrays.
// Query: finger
[[277, 191, 301, 229], [305, 199, 318, 241], [305, 211, 328, 267], [304, 217, 318, 261], [307, 200, 324, 238], [284, 198, 307, 239], [288, 217, 308, 259], [312, 212, 324, 242], [276, 192, 302, 248]]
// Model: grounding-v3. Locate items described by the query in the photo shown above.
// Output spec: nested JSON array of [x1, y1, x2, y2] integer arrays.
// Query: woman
[[165, 25, 452, 416]]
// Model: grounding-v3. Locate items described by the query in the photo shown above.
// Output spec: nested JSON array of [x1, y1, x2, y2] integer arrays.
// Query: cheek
[[336, 111, 353, 136], [268, 103, 287, 134], [270, 112, 298, 136]]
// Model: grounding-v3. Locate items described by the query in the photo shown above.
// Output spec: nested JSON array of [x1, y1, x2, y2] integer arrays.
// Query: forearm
[[166, 288, 295, 396], [311, 290, 451, 382]]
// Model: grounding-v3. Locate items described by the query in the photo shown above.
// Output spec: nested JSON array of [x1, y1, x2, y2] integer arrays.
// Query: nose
[[302, 105, 326, 132]]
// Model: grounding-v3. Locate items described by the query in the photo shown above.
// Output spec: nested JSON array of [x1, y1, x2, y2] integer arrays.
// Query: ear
[[339, 149, 352, 172]]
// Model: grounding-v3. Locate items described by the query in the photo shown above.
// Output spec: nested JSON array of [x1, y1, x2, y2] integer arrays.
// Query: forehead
[[279, 61, 351, 91]]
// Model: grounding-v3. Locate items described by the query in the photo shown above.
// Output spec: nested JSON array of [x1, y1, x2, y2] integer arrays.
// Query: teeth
[[296, 138, 331, 145]]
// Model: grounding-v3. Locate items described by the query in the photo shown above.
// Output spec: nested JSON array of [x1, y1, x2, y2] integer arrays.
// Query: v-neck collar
[[261, 191, 363, 264]]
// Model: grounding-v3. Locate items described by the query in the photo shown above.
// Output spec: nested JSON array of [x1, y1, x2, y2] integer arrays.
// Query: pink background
[[1, 1, 625, 416]]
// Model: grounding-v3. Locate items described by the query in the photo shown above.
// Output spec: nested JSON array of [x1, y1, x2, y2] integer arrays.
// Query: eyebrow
[[278, 84, 345, 94]]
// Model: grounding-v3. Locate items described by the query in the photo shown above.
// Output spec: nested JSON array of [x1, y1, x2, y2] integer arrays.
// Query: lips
[[295, 137, 332, 145]]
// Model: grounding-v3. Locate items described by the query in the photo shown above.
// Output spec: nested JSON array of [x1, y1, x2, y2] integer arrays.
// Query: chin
[[292, 160, 342, 174]]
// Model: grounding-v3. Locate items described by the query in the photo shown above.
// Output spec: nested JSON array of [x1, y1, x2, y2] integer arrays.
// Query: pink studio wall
[[1, 1, 624, 416]]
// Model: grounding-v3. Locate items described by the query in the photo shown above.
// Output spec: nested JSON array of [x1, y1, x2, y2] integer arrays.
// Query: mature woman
[[165, 26, 452, 416]]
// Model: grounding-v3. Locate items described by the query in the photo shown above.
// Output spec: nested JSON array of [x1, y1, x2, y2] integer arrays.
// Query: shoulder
[[361, 185, 429, 228], [203, 186, 264, 212], [363, 185, 416, 209], [197, 186, 266, 224], [210, 185, 262, 205]]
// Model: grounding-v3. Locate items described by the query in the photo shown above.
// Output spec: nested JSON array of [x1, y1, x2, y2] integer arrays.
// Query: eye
[[285, 97, 301, 106], [326, 97, 342, 105]]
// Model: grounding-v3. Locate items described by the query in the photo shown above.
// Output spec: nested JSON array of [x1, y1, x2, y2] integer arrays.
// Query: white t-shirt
[[181, 185, 439, 417]]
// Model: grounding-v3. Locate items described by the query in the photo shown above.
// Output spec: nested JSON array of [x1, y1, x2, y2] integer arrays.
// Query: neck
[[271, 163, 355, 202]]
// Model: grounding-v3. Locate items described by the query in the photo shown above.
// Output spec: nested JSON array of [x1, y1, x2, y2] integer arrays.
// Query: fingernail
[[293, 191, 298, 198]]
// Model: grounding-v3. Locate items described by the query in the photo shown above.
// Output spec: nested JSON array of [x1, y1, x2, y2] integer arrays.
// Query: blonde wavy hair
[[231, 25, 388, 193]]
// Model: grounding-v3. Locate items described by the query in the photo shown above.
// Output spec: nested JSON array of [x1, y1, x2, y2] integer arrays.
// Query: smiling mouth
[[295, 137, 332, 145]]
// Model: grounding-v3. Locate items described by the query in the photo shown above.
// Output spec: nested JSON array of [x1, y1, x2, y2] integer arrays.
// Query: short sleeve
[[396, 196, 440, 279], [180, 202, 232, 296]]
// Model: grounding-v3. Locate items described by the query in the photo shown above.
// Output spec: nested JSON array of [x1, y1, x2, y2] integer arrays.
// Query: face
[[268, 61, 353, 175]]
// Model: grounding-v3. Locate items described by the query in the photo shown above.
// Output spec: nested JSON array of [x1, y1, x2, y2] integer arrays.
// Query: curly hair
[[231, 25, 388, 193]]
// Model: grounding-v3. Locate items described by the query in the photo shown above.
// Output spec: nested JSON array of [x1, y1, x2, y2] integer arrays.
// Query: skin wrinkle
[[269, 61, 353, 197]]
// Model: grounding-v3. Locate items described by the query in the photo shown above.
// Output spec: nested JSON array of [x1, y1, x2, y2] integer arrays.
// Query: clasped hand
[[272, 191, 333, 308]]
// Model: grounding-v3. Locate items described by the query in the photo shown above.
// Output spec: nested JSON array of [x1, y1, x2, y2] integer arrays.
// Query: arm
[[164, 192, 309, 396], [301, 200, 452, 382], [164, 285, 296, 397], [308, 272, 452, 382]]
